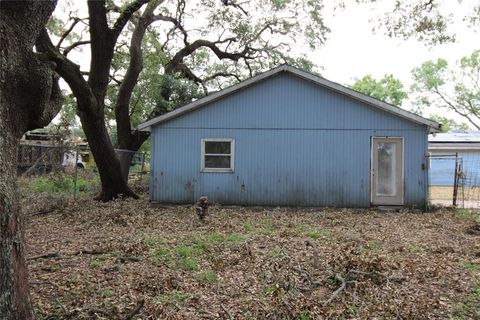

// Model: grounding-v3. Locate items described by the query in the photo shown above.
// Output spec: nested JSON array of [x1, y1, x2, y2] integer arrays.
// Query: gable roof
[[138, 64, 441, 132]]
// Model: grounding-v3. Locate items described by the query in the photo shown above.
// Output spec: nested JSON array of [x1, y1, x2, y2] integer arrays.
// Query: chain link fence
[[428, 153, 480, 208], [19, 142, 149, 199]]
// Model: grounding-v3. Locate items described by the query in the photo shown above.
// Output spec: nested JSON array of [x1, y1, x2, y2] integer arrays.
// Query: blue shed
[[428, 131, 480, 186], [139, 65, 440, 208]]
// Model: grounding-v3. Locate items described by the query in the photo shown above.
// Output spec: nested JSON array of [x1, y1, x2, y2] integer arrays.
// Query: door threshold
[[375, 205, 403, 212]]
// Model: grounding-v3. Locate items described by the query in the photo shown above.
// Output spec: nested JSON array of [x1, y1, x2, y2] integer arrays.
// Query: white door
[[371, 137, 404, 205]]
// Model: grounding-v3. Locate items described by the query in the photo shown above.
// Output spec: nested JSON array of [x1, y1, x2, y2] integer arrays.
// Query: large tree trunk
[[78, 103, 138, 201], [1, 1, 61, 318], [0, 130, 32, 320]]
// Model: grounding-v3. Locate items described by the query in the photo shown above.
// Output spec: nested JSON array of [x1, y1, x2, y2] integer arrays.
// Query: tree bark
[[0, 131, 32, 320], [78, 104, 139, 201], [0, 1, 61, 318]]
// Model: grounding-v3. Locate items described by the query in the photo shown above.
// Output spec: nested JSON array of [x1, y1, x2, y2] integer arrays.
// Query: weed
[[364, 240, 382, 250], [461, 262, 480, 272], [298, 312, 310, 320], [268, 247, 283, 258], [174, 244, 199, 270], [456, 209, 480, 222], [154, 291, 189, 305], [177, 244, 192, 258], [98, 254, 109, 261], [89, 259, 101, 268], [196, 232, 247, 246], [451, 282, 480, 319], [143, 235, 165, 246], [405, 243, 427, 254], [205, 232, 223, 243], [224, 233, 247, 243], [179, 257, 198, 271], [264, 287, 276, 295], [152, 247, 172, 262], [243, 223, 256, 233], [102, 288, 114, 298], [196, 270, 217, 284], [305, 230, 331, 241], [243, 222, 275, 236]]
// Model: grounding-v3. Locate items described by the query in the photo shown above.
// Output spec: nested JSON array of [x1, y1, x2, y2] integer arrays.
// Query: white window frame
[[201, 138, 235, 173]]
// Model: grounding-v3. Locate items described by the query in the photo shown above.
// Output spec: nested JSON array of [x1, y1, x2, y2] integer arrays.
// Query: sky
[[311, 1, 478, 84], [307, 0, 478, 123]]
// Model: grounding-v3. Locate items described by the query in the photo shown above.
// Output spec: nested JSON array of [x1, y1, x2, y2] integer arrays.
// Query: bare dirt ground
[[24, 190, 480, 319], [430, 186, 480, 201], [430, 186, 480, 208]]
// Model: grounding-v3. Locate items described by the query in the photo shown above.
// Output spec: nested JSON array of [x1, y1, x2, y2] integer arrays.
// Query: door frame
[[370, 136, 404, 206]]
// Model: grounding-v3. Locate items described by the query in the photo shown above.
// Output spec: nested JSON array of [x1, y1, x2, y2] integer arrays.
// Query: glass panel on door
[[376, 142, 396, 196], [371, 137, 403, 206]]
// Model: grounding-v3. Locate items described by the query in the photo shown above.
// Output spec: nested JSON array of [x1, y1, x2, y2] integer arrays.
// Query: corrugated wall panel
[[150, 73, 428, 207]]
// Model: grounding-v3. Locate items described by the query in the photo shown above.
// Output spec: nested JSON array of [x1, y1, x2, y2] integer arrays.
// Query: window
[[201, 138, 234, 172]]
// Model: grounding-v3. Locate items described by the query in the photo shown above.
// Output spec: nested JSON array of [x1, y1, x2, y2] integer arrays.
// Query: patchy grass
[[405, 243, 428, 254], [153, 291, 190, 305], [305, 229, 331, 241], [196, 270, 217, 284], [24, 194, 480, 319], [456, 209, 480, 222], [451, 282, 480, 319]]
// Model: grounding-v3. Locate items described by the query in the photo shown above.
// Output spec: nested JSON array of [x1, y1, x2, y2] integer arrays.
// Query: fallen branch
[[28, 251, 59, 261], [220, 304, 233, 320], [124, 299, 144, 320], [31, 208, 55, 216], [323, 269, 406, 306], [88, 308, 113, 318], [75, 248, 106, 255], [116, 256, 141, 263], [323, 274, 347, 306], [292, 266, 323, 291], [305, 239, 320, 269]]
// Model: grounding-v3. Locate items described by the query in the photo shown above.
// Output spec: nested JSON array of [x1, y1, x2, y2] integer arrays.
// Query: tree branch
[[153, 14, 189, 45], [36, 29, 95, 113], [62, 40, 91, 56], [56, 17, 81, 49], [221, 0, 249, 16], [111, 0, 150, 40], [165, 39, 254, 75], [115, 1, 158, 148]]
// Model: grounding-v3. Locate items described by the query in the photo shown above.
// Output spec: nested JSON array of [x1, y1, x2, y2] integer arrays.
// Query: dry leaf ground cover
[[24, 187, 480, 319]]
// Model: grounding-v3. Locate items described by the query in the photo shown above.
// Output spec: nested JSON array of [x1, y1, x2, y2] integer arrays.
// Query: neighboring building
[[428, 131, 480, 186], [18, 130, 63, 172], [139, 65, 440, 208]]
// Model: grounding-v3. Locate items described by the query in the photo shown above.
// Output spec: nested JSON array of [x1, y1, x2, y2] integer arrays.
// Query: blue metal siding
[[150, 73, 428, 207], [429, 150, 480, 186]]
